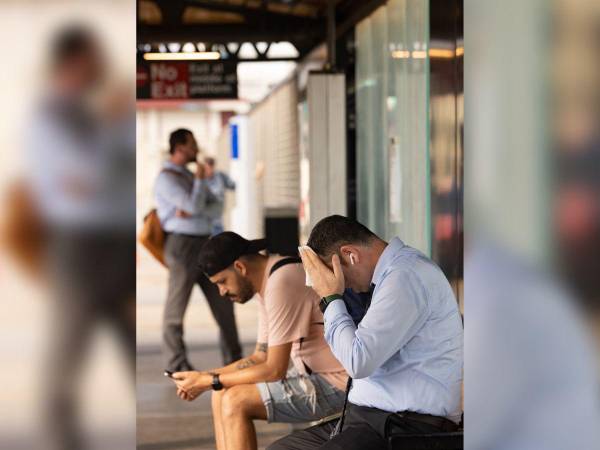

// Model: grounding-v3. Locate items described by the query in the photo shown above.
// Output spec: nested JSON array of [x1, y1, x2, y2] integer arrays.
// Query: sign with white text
[[137, 60, 238, 100]]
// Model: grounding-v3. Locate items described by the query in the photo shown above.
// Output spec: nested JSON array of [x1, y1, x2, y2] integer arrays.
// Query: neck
[[246, 254, 269, 293], [169, 155, 186, 166], [365, 239, 389, 284], [52, 77, 82, 100]]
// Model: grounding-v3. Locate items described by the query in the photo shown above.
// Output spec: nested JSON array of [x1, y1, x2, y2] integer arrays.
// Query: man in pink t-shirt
[[171, 232, 348, 450]]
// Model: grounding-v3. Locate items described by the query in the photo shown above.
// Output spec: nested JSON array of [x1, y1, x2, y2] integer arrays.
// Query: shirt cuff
[[323, 299, 349, 322]]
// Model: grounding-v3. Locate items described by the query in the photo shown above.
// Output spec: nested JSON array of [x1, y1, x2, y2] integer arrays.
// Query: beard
[[229, 275, 255, 304]]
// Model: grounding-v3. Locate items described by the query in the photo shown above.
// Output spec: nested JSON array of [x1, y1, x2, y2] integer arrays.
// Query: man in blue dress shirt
[[270, 215, 463, 450], [154, 128, 242, 372]]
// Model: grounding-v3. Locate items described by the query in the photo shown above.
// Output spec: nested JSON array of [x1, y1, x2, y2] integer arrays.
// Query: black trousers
[[268, 403, 452, 450], [163, 233, 242, 370], [45, 231, 136, 450]]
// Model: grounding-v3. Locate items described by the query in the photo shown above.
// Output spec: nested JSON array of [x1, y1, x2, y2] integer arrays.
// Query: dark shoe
[[165, 361, 195, 373]]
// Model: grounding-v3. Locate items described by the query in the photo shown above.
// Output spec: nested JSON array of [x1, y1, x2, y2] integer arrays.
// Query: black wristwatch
[[210, 373, 223, 391], [319, 294, 343, 314]]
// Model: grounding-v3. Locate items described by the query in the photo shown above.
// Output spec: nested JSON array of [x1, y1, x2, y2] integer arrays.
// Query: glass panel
[[429, 0, 463, 301], [356, 7, 389, 238], [356, 0, 430, 254], [387, 0, 430, 253]]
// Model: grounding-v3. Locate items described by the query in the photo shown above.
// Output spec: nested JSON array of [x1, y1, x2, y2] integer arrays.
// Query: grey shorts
[[257, 372, 346, 424]]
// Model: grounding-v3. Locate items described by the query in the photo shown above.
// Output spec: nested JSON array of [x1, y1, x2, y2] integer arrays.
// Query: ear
[[339, 244, 360, 265], [233, 259, 247, 276]]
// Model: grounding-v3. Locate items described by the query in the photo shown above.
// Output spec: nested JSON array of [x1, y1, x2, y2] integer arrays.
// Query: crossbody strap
[[268, 256, 301, 277]]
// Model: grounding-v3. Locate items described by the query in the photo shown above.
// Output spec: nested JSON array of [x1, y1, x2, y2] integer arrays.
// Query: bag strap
[[161, 168, 190, 183], [268, 256, 301, 277], [159, 169, 189, 182], [162, 168, 186, 176], [268, 256, 312, 375]]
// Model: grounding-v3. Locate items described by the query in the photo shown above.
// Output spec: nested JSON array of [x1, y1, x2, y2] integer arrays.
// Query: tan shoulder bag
[[139, 169, 187, 267]]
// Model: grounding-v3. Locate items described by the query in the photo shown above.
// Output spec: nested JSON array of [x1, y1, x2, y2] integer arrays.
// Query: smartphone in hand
[[164, 370, 175, 379]]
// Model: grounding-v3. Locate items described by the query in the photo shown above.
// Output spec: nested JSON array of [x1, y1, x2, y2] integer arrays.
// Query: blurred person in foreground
[[270, 215, 463, 450], [154, 129, 242, 372], [464, 0, 600, 447], [25, 25, 135, 450], [172, 232, 348, 450], [204, 156, 236, 235]]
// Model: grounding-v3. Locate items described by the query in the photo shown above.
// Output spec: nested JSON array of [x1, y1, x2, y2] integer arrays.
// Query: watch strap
[[210, 372, 223, 391], [320, 293, 343, 314]]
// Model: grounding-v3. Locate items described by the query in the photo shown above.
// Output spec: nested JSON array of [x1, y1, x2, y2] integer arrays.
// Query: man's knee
[[266, 434, 307, 450], [265, 440, 285, 450], [221, 385, 251, 418], [267, 422, 335, 450], [162, 319, 183, 334]]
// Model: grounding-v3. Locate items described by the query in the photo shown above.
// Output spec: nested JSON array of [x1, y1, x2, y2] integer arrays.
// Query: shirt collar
[[371, 237, 406, 286], [163, 161, 189, 173]]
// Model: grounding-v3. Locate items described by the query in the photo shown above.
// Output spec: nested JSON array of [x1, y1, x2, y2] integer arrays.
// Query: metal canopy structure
[[137, 0, 387, 63]]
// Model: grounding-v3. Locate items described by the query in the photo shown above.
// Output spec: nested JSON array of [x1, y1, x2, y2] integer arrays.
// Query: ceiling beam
[[181, 0, 322, 26], [154, 0, 186, 25], [335, 0, 386, 38], [138, 23, 324, 45]]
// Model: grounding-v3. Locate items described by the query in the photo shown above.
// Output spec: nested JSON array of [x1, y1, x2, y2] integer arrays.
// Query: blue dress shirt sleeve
[[324, 268, 430, 379]]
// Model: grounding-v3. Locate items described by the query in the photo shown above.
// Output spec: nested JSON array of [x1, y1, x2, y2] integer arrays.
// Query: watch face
[[212, 374, 223, 390]]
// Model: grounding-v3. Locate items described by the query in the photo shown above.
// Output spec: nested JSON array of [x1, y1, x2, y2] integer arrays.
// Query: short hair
[[51, 25, 97, 69], [169, 128, 192, 154], [307, 215, 378, 257]]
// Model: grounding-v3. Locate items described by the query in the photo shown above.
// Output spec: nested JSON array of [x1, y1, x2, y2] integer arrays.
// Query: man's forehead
[[209, 268, 229, 282]]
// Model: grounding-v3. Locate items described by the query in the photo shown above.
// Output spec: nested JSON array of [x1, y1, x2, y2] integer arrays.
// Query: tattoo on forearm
[[236, 358, 256, 370], [256, 342, 268, 353]]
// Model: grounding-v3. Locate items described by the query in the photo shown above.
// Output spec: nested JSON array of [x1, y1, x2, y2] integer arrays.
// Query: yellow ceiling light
[[391, 47, 464, 60], [428, 48, 455, 58], [143, 52, 221, 61], [391, 50, 411, 59]]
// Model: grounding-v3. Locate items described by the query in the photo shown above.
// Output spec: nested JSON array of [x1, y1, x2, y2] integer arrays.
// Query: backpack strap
[[268, 256, 312, 375], [268, 256, 302, 277], [160, 168, 192, 187], [161, 168, 187, 177]]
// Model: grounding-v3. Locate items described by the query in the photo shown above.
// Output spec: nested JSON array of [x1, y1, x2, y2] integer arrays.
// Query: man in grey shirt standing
[[154, 128, 242, 372]]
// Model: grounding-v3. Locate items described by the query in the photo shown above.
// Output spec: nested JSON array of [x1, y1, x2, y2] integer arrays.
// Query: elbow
[[346, 365, 375, 380], [346, 354, 378, 379], [185, 200, 205, 215], [178, 206, 200, 216], [335, 338, 378, 379], [263, 365, 287, 382]]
